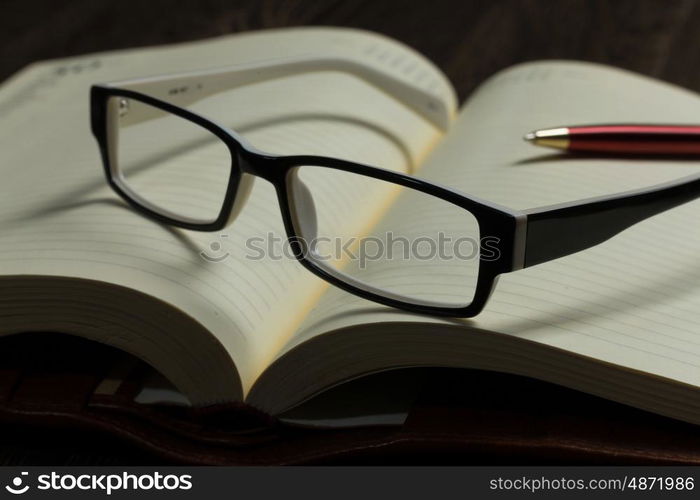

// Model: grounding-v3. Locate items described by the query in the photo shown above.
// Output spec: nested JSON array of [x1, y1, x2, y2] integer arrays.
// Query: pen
[[524, 125, 700, 155]]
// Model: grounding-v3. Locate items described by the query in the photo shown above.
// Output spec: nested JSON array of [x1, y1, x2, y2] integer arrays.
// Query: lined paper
[[0, 27, 453, 403], [290, 61, 700, 392]]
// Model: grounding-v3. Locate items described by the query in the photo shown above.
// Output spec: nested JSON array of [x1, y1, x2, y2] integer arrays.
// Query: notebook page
[[289, 61, 700, 390], [0, 27, 454, 402]]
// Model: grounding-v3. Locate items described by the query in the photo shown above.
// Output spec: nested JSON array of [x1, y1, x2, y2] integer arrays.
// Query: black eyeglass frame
[[91, 84, 700, 318]]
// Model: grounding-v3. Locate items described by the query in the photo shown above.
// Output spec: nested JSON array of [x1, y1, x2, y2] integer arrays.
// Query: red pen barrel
[[568, 125, 700, 154]]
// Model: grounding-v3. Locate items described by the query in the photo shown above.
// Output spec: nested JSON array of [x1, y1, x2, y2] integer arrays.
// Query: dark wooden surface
[[2, 0, 700, 465], [3, 0, 700, 101]]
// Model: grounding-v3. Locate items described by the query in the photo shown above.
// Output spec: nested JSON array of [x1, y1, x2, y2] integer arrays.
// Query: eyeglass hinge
[[511, 212, 527, 271]]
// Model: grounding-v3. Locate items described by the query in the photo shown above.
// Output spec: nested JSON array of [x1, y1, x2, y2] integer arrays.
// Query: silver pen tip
[[523, 132, 537, 142]]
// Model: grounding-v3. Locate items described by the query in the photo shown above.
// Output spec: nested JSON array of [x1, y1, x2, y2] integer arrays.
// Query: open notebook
[[2, 27, 700, 425]]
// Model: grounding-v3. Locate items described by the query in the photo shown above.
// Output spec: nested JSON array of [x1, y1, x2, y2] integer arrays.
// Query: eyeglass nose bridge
[[222, 146, 273, 228], [223, 148, 285, 228], [224, 172, 255, 227], [287, 173, 318, 240]]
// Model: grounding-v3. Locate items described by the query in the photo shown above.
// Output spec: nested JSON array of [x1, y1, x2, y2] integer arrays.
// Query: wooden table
[[3, 0, 700, 101], [1, 0, 699, 465]]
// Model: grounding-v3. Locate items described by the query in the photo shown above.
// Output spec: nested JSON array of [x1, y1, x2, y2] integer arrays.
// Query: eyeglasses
[[91, 56, 700, 318]]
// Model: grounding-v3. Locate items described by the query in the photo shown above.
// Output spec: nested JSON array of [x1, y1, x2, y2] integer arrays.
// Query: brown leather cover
[[1, 332, 699, 465]]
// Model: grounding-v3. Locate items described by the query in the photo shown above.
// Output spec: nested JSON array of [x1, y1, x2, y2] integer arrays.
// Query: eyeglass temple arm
[[521, 173, 700, 268], [106, 55, 452, 131]]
